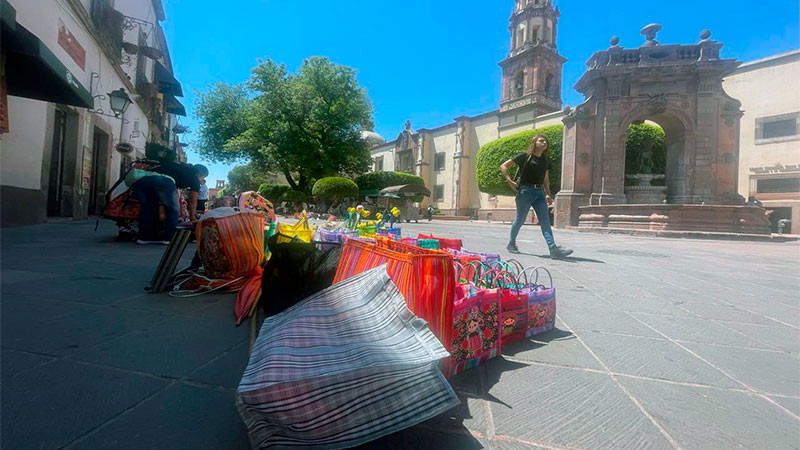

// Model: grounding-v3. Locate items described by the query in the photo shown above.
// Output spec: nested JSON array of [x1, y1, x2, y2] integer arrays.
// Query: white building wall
[[430, 126, 457, 210], [1, 98, 50, 190], [2, 0, 167, 225]]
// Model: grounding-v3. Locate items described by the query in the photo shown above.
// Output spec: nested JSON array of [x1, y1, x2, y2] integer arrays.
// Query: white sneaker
[[136, 239, 156, 245]]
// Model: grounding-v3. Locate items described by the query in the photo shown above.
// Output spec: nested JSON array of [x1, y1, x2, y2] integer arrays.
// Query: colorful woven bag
[[519, 267, 556, 336], [334, 238, 456, 348], [418, 233, 463, 251], [445, 282, 502, 377]]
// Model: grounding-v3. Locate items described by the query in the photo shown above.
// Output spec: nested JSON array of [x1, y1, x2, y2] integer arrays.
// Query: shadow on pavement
[[520, 252, 605, 264], [500, 328, 576, 359]]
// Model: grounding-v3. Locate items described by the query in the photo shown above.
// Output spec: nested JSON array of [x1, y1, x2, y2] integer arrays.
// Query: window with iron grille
[[435, 152, 446, 171]]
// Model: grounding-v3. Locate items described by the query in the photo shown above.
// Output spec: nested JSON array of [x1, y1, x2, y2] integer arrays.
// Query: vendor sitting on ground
[[132, 162, 208, 244]]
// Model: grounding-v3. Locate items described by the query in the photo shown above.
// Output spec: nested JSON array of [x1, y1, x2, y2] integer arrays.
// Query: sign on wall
[[58, 20, 86, 71]]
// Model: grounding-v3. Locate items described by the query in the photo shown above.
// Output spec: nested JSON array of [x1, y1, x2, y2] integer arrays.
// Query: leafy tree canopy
[[625, 122, 666, 177], [194, 57, 374, 192], [225, 162, 276, 196]]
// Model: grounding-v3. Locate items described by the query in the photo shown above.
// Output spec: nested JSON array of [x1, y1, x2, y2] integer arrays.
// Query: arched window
[[514, 71, 525, 98]]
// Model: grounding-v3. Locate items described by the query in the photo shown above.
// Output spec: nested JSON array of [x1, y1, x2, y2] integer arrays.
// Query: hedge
[[625, 123, 666, 178], [354, 171, 426, 202], [354, 171, 425, 191], [476, 124, 563, 197], [258, 184, 292, 204], [311, 177, 359, 205], [280, 189, 307, 204]]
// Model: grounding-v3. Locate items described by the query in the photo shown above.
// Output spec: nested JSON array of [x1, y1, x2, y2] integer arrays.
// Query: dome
[[361, 130, 386, 146]]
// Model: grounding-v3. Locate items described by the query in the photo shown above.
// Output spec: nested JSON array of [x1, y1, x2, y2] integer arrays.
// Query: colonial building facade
[[1, 0, 187, 227], [723, 50, 800, 234], [370, 2, 799, 231], [369, 0, 565, 221]]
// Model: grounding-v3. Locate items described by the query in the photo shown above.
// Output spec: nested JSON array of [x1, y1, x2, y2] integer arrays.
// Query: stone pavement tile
[[619, 377, 800, 450], [115, 291, 220, 316], [2, 276, 148, 305], [1, 349, 55, 378], [605, 294, 699, 316], [630, 313, 772, 349], [68, 383, 249, 450], [421, 393, 491, 436], [187, 341, 249, 389], [184, 294, 240, 322], [715, 322, 800, 355], [355, 424, 488, 450], [681, 342, 800, 397], [486, 362, 673, 450], [677, 301, 788, 326], [1, 268, 61, 284], [769, 396, 800, 417], [578, 332, 740, 388], [70, 315, 248, 378], [2, 303, 171, 356], [502, 328, 604, 371], [727, 301, 800, 328], [558, 307, 663, 338], [1, 294, 97, 325], [0, 359, 168, 450], [493, 437, 563, 449]]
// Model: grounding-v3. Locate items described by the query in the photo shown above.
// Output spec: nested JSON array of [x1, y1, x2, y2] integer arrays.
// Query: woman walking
[[500, 135, 573, 259]]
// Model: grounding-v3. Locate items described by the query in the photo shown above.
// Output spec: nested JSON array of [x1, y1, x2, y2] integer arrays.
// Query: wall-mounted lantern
[[108, 88, 132, 117]]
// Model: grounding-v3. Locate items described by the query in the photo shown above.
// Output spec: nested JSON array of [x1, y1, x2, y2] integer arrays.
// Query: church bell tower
[[499, 0, 566, 122]]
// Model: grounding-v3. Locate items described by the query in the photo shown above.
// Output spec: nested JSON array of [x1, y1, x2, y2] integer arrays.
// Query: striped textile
[[237, 266, 459, 449], [333, 238, 456, 347]]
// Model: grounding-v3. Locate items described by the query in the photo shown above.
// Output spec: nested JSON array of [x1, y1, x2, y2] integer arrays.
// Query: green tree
[[194, 57, 374, 192], [225, 162, 274, 195], [625, 122, 666, 177], [312, 177, 359, 206], [476, 124, 563, 197]]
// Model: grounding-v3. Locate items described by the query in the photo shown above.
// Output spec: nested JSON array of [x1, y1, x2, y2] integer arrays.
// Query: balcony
[[90, 0, 123, 60]]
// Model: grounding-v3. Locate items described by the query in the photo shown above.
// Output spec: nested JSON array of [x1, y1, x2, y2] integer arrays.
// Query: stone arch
[[618, 107, 695, 203], [554, 25, 759, 233]]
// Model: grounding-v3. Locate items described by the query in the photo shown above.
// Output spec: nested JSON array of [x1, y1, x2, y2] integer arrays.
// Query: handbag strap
[[515, 153, 533, 183]]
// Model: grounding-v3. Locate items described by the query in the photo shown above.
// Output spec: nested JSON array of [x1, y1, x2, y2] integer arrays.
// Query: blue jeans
[[133, 176, 179, 241], [509, 186, 556, 249]]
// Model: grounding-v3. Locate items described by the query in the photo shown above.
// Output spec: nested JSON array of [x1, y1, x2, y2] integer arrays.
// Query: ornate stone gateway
[[555, 25, 771, 235]]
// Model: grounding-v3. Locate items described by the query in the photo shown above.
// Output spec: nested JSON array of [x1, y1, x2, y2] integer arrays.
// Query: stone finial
[[610, 36, 620, 47], [640, 23, 662, 47], [699, 29, 712, 41], [404, 120, 411, 131]]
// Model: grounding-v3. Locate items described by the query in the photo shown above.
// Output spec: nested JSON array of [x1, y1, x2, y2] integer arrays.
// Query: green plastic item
[[417, 239, 439, 250]]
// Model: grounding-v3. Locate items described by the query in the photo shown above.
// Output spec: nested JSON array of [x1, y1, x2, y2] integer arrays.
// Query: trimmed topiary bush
[[625, 123, 666, 177], [258, 183, 291, 204], [476, 124, 563, 197], [312, 177, 359, 205], [281, 189, 307, 204]]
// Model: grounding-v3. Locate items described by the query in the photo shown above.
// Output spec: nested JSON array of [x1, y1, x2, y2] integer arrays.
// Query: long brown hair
[[527, 134, 550, 158]]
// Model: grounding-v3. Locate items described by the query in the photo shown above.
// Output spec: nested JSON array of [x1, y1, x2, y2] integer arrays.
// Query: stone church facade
[[368, 0, 566, 221], [368, 1, 799, 228]]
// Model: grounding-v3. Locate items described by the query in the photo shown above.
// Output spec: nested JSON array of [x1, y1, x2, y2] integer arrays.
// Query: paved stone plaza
[[2, 220, 799, 449]]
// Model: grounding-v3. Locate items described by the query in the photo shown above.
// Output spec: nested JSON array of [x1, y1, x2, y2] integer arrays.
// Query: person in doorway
[[133, 162, 208, 244], [500, 135, 572, 259], [197, 178, 209, 217]]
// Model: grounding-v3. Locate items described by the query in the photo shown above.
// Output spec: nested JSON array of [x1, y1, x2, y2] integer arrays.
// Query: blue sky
[[161, 0, 799, 185]]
